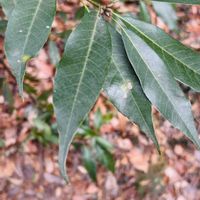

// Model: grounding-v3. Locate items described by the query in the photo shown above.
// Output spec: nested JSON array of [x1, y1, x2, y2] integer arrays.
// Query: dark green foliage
[[2, 0, 200, 181]]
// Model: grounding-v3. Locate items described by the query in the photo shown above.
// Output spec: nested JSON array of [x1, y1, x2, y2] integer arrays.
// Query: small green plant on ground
[[1, 0, 200, 181], [76, 109, 115, 181]]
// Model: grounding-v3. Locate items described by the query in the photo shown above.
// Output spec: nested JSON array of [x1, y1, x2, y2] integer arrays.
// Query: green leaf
[[2, 80, 14, 110], [152, 1, 177, 31], [48, 41, 60, 66], [139, 1, 151, 23], [94, 109, 103, 130], [53, 11, 111, 181], [75, 7, 86, 20], [32, 119, 58, 145], [96, 144, 115, 173], [33, 118, 52, 135], [121, 27, 200, 149], [5, 0, 56, 96], [119, 16, 200, 92], [0, 138, 5, 148], [152, 0, 200, 4], [104, 26, 160, 151], [0, 0, 16, 18], [77, 126, 96, 136], [0, 20, 7, 34], [82, 147, 97, 181], [95, 136, 113, 152]]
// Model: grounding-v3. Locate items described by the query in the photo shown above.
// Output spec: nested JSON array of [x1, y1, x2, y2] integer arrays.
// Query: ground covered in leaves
[[0, 1, 200, 200]]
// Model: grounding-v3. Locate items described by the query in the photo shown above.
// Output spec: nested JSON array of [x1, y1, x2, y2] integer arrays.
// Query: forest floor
[[0, 1, 200, 200]]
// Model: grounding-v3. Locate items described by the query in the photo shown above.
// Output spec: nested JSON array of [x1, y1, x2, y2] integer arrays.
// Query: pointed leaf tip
[[5, 0, 56, 94], [121, 26, 200, 149], [53, 11, 112, 180], [104, 25, 160, 151]]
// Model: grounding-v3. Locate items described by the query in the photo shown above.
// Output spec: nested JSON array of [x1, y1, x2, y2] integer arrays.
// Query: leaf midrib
[[112, 58, 153, 135], [65, 12, 99, 136], [17, 0, 43, 91], [21, 0, 43, 56], [121, 17, 200, 75], [122, 28, 194, 138], [152, 0, 200, 5]]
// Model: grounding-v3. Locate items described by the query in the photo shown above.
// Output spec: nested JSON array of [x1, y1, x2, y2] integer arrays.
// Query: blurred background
[[0, 0, 200, 199]]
